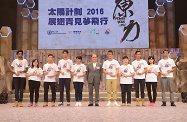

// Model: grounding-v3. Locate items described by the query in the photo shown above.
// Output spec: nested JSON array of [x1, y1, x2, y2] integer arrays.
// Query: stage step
[[8, 92, 181, 103]]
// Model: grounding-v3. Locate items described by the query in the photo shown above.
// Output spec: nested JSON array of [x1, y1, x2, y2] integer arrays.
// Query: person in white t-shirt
[[58, 50, 73, 107], [26, 59, 43, 107], [132, 50, 148, 107], [119, 56, 134, 106], [102, 50, 120, 106], [71, 56, 86, 106], [43, 54, 59, 107], [146, 56, 159, 107], [10, 50, 28, 107], [158, 50, 176, 107]]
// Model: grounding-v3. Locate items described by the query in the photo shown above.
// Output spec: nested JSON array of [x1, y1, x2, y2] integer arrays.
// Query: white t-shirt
[[132, 59, 148, 79], [43, 63, 58, 82], [119, 64, 134, 84], [11, 59, 28, 77], [27, 67, 43, 81], [146, 65, 159, 82], [58, 59, 73, 78], [71, 64, 87, 82], [102, 59, 120, 79], [158, 58, 176, 77]]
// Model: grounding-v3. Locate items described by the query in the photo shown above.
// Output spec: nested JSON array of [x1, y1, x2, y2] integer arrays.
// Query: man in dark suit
[[86, 54, 102, 106]]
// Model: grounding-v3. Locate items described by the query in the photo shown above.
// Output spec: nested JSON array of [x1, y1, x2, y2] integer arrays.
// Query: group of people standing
[[10, 49, 176, 107]]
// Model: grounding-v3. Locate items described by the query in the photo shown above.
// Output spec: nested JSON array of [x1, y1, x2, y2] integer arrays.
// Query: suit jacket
[[86, 62, 102, 84]]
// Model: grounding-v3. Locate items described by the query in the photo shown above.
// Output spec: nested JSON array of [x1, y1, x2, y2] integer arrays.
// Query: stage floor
[[0, 101, 186, 122]]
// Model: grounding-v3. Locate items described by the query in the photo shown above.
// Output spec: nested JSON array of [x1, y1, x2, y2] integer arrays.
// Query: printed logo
[[63, 63, 67, 68], [164, 62, 170, 68], [124, 68, 128, 73], [47, 66, 53, 72], [137, 63, 142, 69], [77, 67, 81, 73], [109, 64, 113, 69], [16, 62, 23, 68]]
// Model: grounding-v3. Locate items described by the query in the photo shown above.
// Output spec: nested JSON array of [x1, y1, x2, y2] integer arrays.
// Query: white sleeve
[[156, 65, 160, 72], [57, 61, 61, 68], [25, 60, 28, 68], [116, 61, 120, 68], [43, 65, 46, 72], [71, 65, 75, 72], [130, 65, 135, 73], [27, 68, 31, 74], [158, 60, 162, 68], [83, 65, 87, 72], [102, 62, 106, 69], [55, 64, 59, 71], [144, 60, 148, 68]]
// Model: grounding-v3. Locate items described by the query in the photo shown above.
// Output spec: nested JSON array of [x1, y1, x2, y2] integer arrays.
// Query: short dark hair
[[148, 56, 155, 65], [48, 54, 54, 57], [135, 50, 141, 54], [107, 50, 113, 54], [163, 49, 169, 53], [31, 59, 39, 68], [76, 56, 82, 60], [62, 50, 69, 54], [17, 50, 23, 55], [122, 55, 128, 59]]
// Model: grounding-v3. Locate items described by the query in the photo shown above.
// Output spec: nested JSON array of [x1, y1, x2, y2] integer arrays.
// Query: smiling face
[[62, 52, 68, 59], [48, 56, 53, 63], [33, 60, 39, 67], [123, 58, 128, 65], [92, 54, 97, 62], [107, 52, 113, 60], [17, 52, 23, 59], [163, 50, 169, 58], [135, 52, 141, 60]]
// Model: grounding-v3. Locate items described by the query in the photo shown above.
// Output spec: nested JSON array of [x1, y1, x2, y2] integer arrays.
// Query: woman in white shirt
[[26, 59, 43, 107], [71, 56, 87, 106], [146, 56, 159, 107], [119, 56, 134, 106]]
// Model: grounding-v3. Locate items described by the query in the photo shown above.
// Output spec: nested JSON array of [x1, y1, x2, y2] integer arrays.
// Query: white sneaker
[[75, 102, 79, 107], [113, 101, 120, 106], [79, 102, 82, 106], [106, 101, 111, 106]]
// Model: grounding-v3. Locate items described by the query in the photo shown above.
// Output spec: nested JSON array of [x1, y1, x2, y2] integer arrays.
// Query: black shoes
[[161, 102, 166, 106], [95, 103, 99, 106], [88, 103, 93, 106], [58, 103, 63, 106], [171, 102, 176, 107], [161, 102, 176, 107], [88, 103, 99, 106]]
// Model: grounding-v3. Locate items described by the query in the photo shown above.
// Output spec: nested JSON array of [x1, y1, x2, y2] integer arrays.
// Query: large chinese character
[[113, 0, 133, 19], [75, 18, 82, 25], [91, 18, 99, 25], [48, 8, 56, 16], [66, 18, 73, 25], [100, 17, 108, 25], [83, 18, 91, 25], [120, 20, 140, 43], [57, 18, 65, 25], [48, 18, 56, 25], [113, 0, 140, 43], [74, 8, 82, 16], [66, 8, 73, 16], [57, 8, 65, 16]]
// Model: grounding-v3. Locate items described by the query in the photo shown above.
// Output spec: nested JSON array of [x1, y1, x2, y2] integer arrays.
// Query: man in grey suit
[[86, 54, 102, 106]]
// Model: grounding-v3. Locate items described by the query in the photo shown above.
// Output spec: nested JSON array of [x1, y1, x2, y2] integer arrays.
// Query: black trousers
[[44, 82, 56, 102], [146, 82, 157, 103], [120, 84, 132, 103], [134, 79, 145, 99], [59, 78, 71, 103], [13, 77, 26, 102], [29, 80, 40, 103], [73, 82, 84, 102]]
